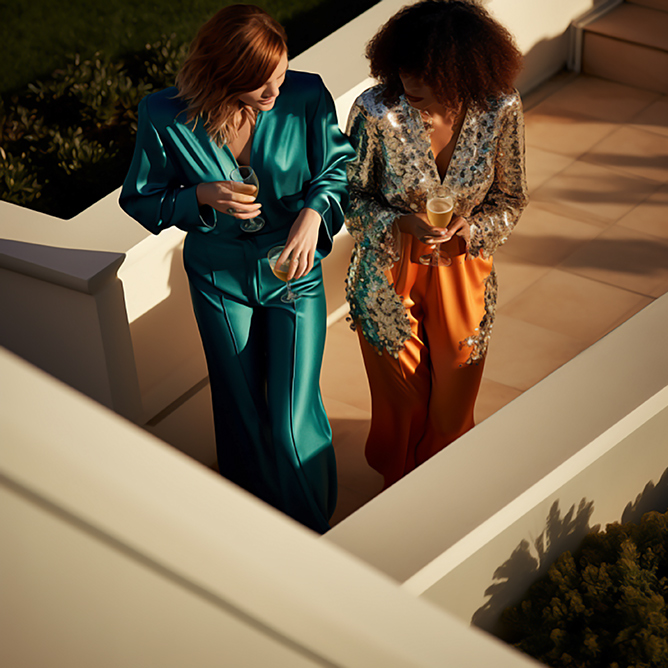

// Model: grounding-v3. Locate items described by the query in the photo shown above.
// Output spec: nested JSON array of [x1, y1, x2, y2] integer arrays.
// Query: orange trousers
[[358, 233, 493, 488]]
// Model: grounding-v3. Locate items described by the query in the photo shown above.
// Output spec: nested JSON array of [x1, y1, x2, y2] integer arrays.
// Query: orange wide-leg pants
[[358, 233, 494, 488]]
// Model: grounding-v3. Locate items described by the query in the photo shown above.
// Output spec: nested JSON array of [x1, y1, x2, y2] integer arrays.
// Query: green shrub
[[138, 35, 190, 94], [501, 510, 668, 668], [0, 38, 183, 218], [0, 147, 43, 206]]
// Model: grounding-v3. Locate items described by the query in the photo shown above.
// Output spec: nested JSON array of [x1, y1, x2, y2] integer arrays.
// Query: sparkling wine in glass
[[419, 186, 455, 267], [230, 166, 265, 233], [267, 245, 299, 303]]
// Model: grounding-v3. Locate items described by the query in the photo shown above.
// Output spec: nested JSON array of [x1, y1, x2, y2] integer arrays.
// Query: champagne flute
[[419, 185, 455, 267], [267, 245, 299, 303], [229, 166, 265, 233]]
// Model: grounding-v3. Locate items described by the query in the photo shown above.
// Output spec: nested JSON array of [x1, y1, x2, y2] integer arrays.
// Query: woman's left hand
[[277, 207, 322, 280], [446, 215, 471, 247]]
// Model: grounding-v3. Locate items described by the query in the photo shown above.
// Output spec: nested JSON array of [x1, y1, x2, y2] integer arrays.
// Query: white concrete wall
[[410, 388, 668, 632], [326, 291, 668, 630], [0, 193, 195, 427], [0, 237, 143, 421], [294, 0, 610, 104], [487, 0, 607, 92], [0, 347, 542, 668]]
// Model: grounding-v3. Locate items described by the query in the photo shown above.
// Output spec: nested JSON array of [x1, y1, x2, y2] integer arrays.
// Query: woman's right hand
[[196, 181, 262, 220], [397, 213, 450, 245]]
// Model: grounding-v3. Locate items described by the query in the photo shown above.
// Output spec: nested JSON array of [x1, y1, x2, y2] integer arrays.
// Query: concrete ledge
[[0, 238, 124, 294], [412, 386, 668, 631], [1, 345, 541, 668], [325, 291, 668, 583]]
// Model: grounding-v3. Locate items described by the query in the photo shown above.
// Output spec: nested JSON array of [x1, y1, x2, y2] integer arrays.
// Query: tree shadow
[[558, 235, 668, 277], [532, 166, 659, 205], [582, 153, 668, 173], [502, 232, 668, 277], [471, 498, 598, 635], [621, 466, 668, 524], [474, 468, 668, 636]]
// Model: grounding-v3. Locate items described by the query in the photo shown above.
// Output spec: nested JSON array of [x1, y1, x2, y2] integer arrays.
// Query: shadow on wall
[[515, 33, 570, 99], [125, 241, 206, 421], [514, 0, 625, 99], [622, 466, 668, 524], [472, 466, 668, 635], [471, 497, 598, 634]]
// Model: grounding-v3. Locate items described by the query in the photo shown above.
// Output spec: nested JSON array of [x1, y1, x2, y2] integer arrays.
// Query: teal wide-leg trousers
[[184, 232, 337, 533]]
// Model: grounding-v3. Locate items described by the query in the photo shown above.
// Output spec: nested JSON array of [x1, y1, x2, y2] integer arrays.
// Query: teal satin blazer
[[120, 70, 355, 254]]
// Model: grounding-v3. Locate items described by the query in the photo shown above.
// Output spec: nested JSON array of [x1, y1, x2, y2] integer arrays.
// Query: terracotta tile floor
[[323, 73, 668, 527]]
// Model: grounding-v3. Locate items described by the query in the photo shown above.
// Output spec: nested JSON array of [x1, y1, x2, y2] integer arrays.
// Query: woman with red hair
[[120, 5, 354, 533], [345, 0, 528, 488]]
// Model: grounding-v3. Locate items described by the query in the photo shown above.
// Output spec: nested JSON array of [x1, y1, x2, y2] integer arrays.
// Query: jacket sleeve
[[343, 98, 412, 356], [302, 78, 357, 254], [119, 96, 216, 235], [467, 92, 529, 258], [344, 99, 403, 263]]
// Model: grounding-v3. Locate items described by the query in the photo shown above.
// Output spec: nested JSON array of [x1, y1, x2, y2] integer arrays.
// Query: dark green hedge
[[1, 37, 186, 218], [1, 0, 379, 219], [501, 510, 668, 668]]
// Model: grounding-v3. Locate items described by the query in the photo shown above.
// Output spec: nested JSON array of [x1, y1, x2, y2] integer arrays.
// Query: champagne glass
[[419, 185, 455, 267], [267, 245, 299, 303], [229, 166, 265, 233]]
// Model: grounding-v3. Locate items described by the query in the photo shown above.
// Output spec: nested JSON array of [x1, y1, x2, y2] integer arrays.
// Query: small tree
[[501, 510, 668, 668]]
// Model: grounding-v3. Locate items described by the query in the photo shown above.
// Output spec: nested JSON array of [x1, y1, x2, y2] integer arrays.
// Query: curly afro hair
[[366, 0, 522, 112]]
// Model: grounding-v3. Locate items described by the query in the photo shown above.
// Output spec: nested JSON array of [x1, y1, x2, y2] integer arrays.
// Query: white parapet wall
[[291, 0, 608, 99], [0, 346, 543, 668], [486, 0, 614, 92], [326, 291, 668, 634], [413, 384, 668, 632]]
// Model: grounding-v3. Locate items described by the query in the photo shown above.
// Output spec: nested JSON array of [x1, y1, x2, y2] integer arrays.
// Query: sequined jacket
[[344, 85, 528, 358]]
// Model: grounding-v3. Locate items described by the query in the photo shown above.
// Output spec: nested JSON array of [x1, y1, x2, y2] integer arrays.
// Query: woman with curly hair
[[120, 5, 355, 532], [345, 0, 528, 488]]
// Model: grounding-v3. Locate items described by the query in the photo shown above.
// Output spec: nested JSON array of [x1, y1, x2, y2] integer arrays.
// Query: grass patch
[[1, 0, 379, 95]]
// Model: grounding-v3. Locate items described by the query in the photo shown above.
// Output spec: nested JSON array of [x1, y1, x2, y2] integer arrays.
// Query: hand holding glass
[[267, 245, 299, 303], [230, 166, 265, 232], [419, 186, 455, 267]]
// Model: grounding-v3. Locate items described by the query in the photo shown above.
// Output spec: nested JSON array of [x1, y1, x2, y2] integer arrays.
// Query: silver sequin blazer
[[344, 85, 529, 359]]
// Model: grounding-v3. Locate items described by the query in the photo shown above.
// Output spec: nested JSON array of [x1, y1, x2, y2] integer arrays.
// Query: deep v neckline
[[400, 96, 469, 186], [425, 108, 468, 183], [224, 111, 262, 167], [200, 111, 263, 176], [228, 112, 255, 166]]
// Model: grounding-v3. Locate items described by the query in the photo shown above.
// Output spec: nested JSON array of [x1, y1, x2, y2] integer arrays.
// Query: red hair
[[176, 4, 287, 145]]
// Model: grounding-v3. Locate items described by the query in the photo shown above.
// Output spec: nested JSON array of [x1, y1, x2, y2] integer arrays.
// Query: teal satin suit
[[120, 71, 355, 533]]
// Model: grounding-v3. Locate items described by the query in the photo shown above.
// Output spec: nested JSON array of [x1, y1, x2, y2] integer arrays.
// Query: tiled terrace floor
[[323, 73, 668, 527]]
